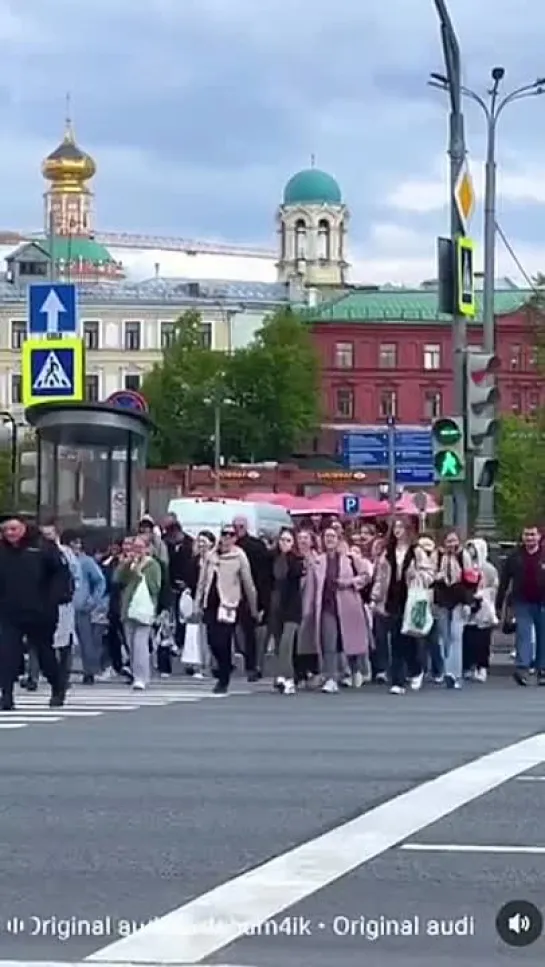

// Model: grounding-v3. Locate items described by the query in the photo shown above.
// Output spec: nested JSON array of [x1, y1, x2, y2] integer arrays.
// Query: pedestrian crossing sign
[[22, 336, 85, 408]]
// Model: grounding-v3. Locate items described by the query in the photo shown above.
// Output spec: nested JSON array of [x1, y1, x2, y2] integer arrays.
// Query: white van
[[167, 497, 292, 540]]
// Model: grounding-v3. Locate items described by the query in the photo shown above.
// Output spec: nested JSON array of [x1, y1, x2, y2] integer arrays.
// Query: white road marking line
[[0, 963, 248, 967], [400, 843, 545, 854], [88, 733, 545, 965], [0, 724, 26, 729], [0, 716, 62, 722], [2, 711, 103, 718], [516, 775, 545, 781]]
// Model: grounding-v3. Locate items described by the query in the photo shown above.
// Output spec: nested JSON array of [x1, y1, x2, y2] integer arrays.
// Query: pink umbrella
[[306, 493, 387, 517], [396, 492, 441, 515], [243, 491, 307, 511]]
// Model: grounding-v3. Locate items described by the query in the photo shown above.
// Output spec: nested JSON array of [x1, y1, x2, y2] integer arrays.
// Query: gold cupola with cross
[[42, 95, 97, 237]]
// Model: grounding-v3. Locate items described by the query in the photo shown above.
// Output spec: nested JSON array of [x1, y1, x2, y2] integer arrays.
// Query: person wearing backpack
[[433, 530, 475, 690]]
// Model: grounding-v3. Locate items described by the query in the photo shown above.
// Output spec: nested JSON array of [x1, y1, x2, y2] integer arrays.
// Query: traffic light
[[473, 456, 499, 491], [466, 351, 500, 449], [432, 416, 466, 482]]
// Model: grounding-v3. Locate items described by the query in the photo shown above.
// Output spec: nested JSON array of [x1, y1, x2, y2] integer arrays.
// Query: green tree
[[142, 310, 226, 466], [227, 307, 322, 460], [496, 414, 545, 538], [143, 306, 322, 466]]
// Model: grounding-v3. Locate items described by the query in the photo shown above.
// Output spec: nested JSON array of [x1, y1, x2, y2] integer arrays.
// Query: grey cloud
[[0, 0, 544, 251]]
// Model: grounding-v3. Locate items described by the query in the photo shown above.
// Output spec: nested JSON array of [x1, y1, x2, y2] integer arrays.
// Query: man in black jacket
[[0, 515, 70, 710], [233, 516, 272, 681]]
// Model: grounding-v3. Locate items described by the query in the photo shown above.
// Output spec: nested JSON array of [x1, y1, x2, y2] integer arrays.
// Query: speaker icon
[[497, 901, 542, 948], [508, 913, 531, 934]]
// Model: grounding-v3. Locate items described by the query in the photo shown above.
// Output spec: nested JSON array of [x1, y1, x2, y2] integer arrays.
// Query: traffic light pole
[[434, 0, 468, 538]]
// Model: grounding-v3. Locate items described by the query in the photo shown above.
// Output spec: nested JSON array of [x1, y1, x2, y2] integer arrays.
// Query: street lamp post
[[203, 392, 235, 493], [430, 69, 545, 535], [431, 0, 469, 537], [0, 412, 19, 507]]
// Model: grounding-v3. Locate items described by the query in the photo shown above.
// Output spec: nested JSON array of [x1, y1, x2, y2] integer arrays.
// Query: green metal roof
[[36, 236, 116, 265], [300, 288, 532, 323], [283, 169, 342, 206]]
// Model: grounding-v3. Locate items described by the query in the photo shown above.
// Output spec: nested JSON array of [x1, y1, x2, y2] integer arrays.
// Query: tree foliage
[[142, 306, 321, 466], [496, 414, 545, 538]]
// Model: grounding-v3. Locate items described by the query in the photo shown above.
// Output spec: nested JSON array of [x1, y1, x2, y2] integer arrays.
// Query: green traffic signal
[[433, 417, 462, 446], [435, 450, 464, 479]]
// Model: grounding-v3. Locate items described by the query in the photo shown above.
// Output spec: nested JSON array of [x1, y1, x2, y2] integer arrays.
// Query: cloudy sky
[[1, 0, 544, 283]]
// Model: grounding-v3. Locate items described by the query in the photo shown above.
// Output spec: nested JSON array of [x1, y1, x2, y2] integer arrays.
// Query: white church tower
[[276, 159, 349, 289]]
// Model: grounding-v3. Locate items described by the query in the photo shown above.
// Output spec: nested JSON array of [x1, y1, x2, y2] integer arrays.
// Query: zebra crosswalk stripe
[[0, 682, 232, 730]]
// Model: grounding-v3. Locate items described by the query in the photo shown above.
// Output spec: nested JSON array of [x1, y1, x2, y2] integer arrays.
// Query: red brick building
[[303, 287, 541, 450]]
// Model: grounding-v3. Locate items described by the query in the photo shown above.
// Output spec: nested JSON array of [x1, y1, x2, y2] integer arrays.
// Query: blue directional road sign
[[22, 336, 84, 407], [342, 426, 434, 486], [28, 283, 78, 335], [342, 494, 360, 515]]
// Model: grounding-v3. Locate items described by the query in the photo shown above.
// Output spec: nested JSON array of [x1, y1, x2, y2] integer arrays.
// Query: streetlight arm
[[496, 83, 544, 119]]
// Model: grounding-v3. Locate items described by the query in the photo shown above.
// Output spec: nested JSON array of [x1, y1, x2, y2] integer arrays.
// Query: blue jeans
[[514, 602, 545, 670], [437, 605, 465, 681], [76, 611, 103, 676]]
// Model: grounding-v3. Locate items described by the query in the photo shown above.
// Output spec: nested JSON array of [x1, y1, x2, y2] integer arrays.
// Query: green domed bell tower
[[276, 159, 349, 289]]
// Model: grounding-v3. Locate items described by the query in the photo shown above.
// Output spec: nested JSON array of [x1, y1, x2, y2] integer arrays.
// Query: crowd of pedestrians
[[0, 509, 541, 709]]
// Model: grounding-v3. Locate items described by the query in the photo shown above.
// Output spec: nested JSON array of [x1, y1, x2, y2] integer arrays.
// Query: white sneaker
[[322, 678, 338, 694], [274, 677, 286, 692], [193, 671, 205, 680], [409, 672, 424, 691], [132, 680, 145, 691], [283, 679, 296, 695], [159, 673, 171, 679], [474, 667, 487, 683], [352, 671, 364, 689], [341, 675, 353, 688], [389, 685, 406, 695], [96, 667, 115, 682]]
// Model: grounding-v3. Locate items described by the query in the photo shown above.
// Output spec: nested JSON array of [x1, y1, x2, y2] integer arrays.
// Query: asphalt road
[[1, 678, 544, 967]]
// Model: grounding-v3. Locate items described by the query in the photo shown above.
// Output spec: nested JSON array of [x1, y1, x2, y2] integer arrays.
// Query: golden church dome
[[42, 120, 96, 188]]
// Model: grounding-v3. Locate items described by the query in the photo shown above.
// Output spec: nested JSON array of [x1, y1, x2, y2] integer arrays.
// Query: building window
[[85, 375, 100, 402], [511, 392, 522, 415], [424, 390, 442, 420], [161, 322, 176, 349], [295, 219, 306, 260], [10, 320, 26, 350], [423, 344, 441, 370], [317, 219, 331, 260], [124, 373, 141, 391], [124, 320, 141, 351], [335, 387, 354, 419], [10, 374, 22, 404], [199, 322, 212, 350], [510, 345, 522, 370], [334, 341, 354, 369], [379, 390, 397, 418], [528, 346, 538, 369], [528, 391, 540, 415], [83, 320, 99, 351], [379, 343, 397, 368]]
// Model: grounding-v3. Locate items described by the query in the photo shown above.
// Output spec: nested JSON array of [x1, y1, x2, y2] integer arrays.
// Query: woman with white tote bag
[[181, 531, 215, 678], [114, 536, 162, 690]]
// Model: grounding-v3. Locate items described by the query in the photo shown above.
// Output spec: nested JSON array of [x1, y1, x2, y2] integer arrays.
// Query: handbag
[[181, 623, 202, 666], [127, 577, 156, 626], [402, 581, 433, 637], [217, 604, 237, 624], [178, 589, 194, 622]]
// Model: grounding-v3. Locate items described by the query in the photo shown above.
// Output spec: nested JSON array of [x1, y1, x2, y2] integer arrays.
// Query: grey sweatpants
[[123, 620, 151, 684], [274, 622, 299, 680]]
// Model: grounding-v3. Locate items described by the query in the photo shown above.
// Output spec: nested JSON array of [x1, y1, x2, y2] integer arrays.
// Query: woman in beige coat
[[371, 518, 435, 695], [196, 525, 258, 694]]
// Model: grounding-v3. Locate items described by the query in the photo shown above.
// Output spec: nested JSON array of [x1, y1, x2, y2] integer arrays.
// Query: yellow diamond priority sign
[[454, 161, 475, 233]]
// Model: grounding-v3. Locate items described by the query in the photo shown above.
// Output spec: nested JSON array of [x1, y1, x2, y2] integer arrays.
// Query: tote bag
[[127, 577, 155, 626], [402, 583, 433, 638], [181, 623, 202, 666]]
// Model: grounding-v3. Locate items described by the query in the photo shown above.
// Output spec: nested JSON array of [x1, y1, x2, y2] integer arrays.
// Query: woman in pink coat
[[313, 526, 374, 693]]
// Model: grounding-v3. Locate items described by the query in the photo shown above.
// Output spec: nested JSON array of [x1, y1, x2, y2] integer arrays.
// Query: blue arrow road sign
[[28, 283, 78, 335], [342, 494, 360, 515]]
